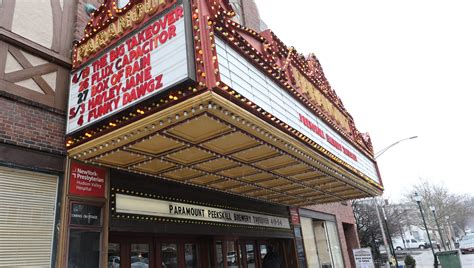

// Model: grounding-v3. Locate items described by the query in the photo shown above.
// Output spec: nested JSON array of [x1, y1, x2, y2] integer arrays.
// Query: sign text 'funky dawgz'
[[67, 5, 188, 133]]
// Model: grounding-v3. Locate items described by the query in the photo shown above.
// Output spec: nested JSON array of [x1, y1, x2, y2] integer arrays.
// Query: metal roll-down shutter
[[0, 166, 58, 267]]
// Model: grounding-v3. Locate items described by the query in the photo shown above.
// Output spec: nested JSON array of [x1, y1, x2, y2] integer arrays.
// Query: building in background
[[0, 0, 379, 267]]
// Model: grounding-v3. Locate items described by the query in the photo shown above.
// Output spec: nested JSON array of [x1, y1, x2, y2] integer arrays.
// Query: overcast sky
[[255, 0, 474, 201]]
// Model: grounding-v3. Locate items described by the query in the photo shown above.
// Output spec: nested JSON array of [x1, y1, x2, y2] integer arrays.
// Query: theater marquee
[[114, 193, 291, 229], [67, 3, 195, 134], [216, 38, 380, 184]]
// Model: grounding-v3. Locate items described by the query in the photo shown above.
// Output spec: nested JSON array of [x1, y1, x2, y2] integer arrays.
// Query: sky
[[255, 0, 474, 201]]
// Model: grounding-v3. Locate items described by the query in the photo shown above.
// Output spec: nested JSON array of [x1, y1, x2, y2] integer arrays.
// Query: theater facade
[[58, 0, 383, 267]]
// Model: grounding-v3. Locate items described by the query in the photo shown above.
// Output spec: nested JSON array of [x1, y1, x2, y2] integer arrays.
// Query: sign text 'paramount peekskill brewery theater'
[[115, 193, 291, 229], [67, 4, 190, 133]]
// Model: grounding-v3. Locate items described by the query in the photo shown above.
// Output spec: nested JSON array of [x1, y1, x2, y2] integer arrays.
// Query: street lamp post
[[374, 136, 418, 159], [429, 206, 447, 251], [374, 135, 418, 267], [372, 198, 393, 267], [414, 192, 438, 267]]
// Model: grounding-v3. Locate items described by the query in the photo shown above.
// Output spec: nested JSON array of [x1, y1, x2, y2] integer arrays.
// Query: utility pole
[[374, 198, 392, 267], [382, 206, 399, 267]]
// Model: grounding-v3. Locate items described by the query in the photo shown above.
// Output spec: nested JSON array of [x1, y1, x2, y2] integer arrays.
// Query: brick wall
[[305, 202, 360, 267], [0, 95, 66, 155], [306, 202, 358, 225]]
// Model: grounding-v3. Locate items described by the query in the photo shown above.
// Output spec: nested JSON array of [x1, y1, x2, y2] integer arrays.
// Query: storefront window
[[108, 243, 121, 268], [325, 221, 344, 268], [131, 243, 149, 267], [301, 217, 320, 268], [184, 243, 198, 268], [301, 217, 345, 268], [313, 221, 332, 267], [68, 230, 101, 268], [162, 243, 178, 268]]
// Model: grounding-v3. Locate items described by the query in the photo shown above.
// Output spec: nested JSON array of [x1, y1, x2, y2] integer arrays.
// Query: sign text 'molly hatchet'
[[67, 4, 189, 134]]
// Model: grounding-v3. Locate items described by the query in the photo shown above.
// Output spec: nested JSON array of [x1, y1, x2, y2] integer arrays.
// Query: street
[[395, 249, 474, 267]]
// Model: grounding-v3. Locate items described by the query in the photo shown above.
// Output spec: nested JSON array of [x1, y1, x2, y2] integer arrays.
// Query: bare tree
[[403, 179, 474, 239], [352, 199, 403, 251]]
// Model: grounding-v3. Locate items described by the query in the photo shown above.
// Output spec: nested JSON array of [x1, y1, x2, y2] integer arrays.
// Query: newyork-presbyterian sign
[[67, 3, 194, 134], [69, 161, 106, 198]]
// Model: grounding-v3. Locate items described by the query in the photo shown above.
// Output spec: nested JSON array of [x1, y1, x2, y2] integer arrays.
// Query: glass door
[[108, 235, 153, 268], [160, 242, 178, 268], [157, 238, 203, 268], [183, 242, 199, 268], [226, 241, 239, 268], [243, 241, 257, 268], [130, 243, 151, 267]]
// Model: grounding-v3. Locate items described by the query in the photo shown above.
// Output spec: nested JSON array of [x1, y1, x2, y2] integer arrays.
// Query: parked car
[[393, 238, 427, 250], [460, 234, 474, 254]]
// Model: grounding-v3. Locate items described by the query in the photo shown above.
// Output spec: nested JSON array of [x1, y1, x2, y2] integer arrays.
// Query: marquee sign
[[74, 0, 176, 66], [67, 3, 195, 134], [115, 193, 291, 229], [216, 37, 380, 184]]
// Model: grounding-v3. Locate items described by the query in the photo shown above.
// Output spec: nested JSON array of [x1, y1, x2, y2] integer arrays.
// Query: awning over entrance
[[68, 91, 381, 207]]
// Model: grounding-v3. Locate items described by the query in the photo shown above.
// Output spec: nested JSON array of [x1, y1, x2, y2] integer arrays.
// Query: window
[[325, 221, 344, 268], [68, 230, 101, 268], [300, 217, 320, 267], [300, 217, 344, 268], [67, 202, 103, 268]]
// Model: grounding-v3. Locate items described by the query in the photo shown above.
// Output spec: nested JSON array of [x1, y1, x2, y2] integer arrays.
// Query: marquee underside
[[68, 91, 382, 206]]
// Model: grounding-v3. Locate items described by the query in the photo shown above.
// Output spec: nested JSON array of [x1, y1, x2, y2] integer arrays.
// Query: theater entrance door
[[108, 233, 294, 268]]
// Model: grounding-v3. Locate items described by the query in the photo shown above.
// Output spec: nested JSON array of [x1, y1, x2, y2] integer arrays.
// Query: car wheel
[[419, 245, 425, 249]]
